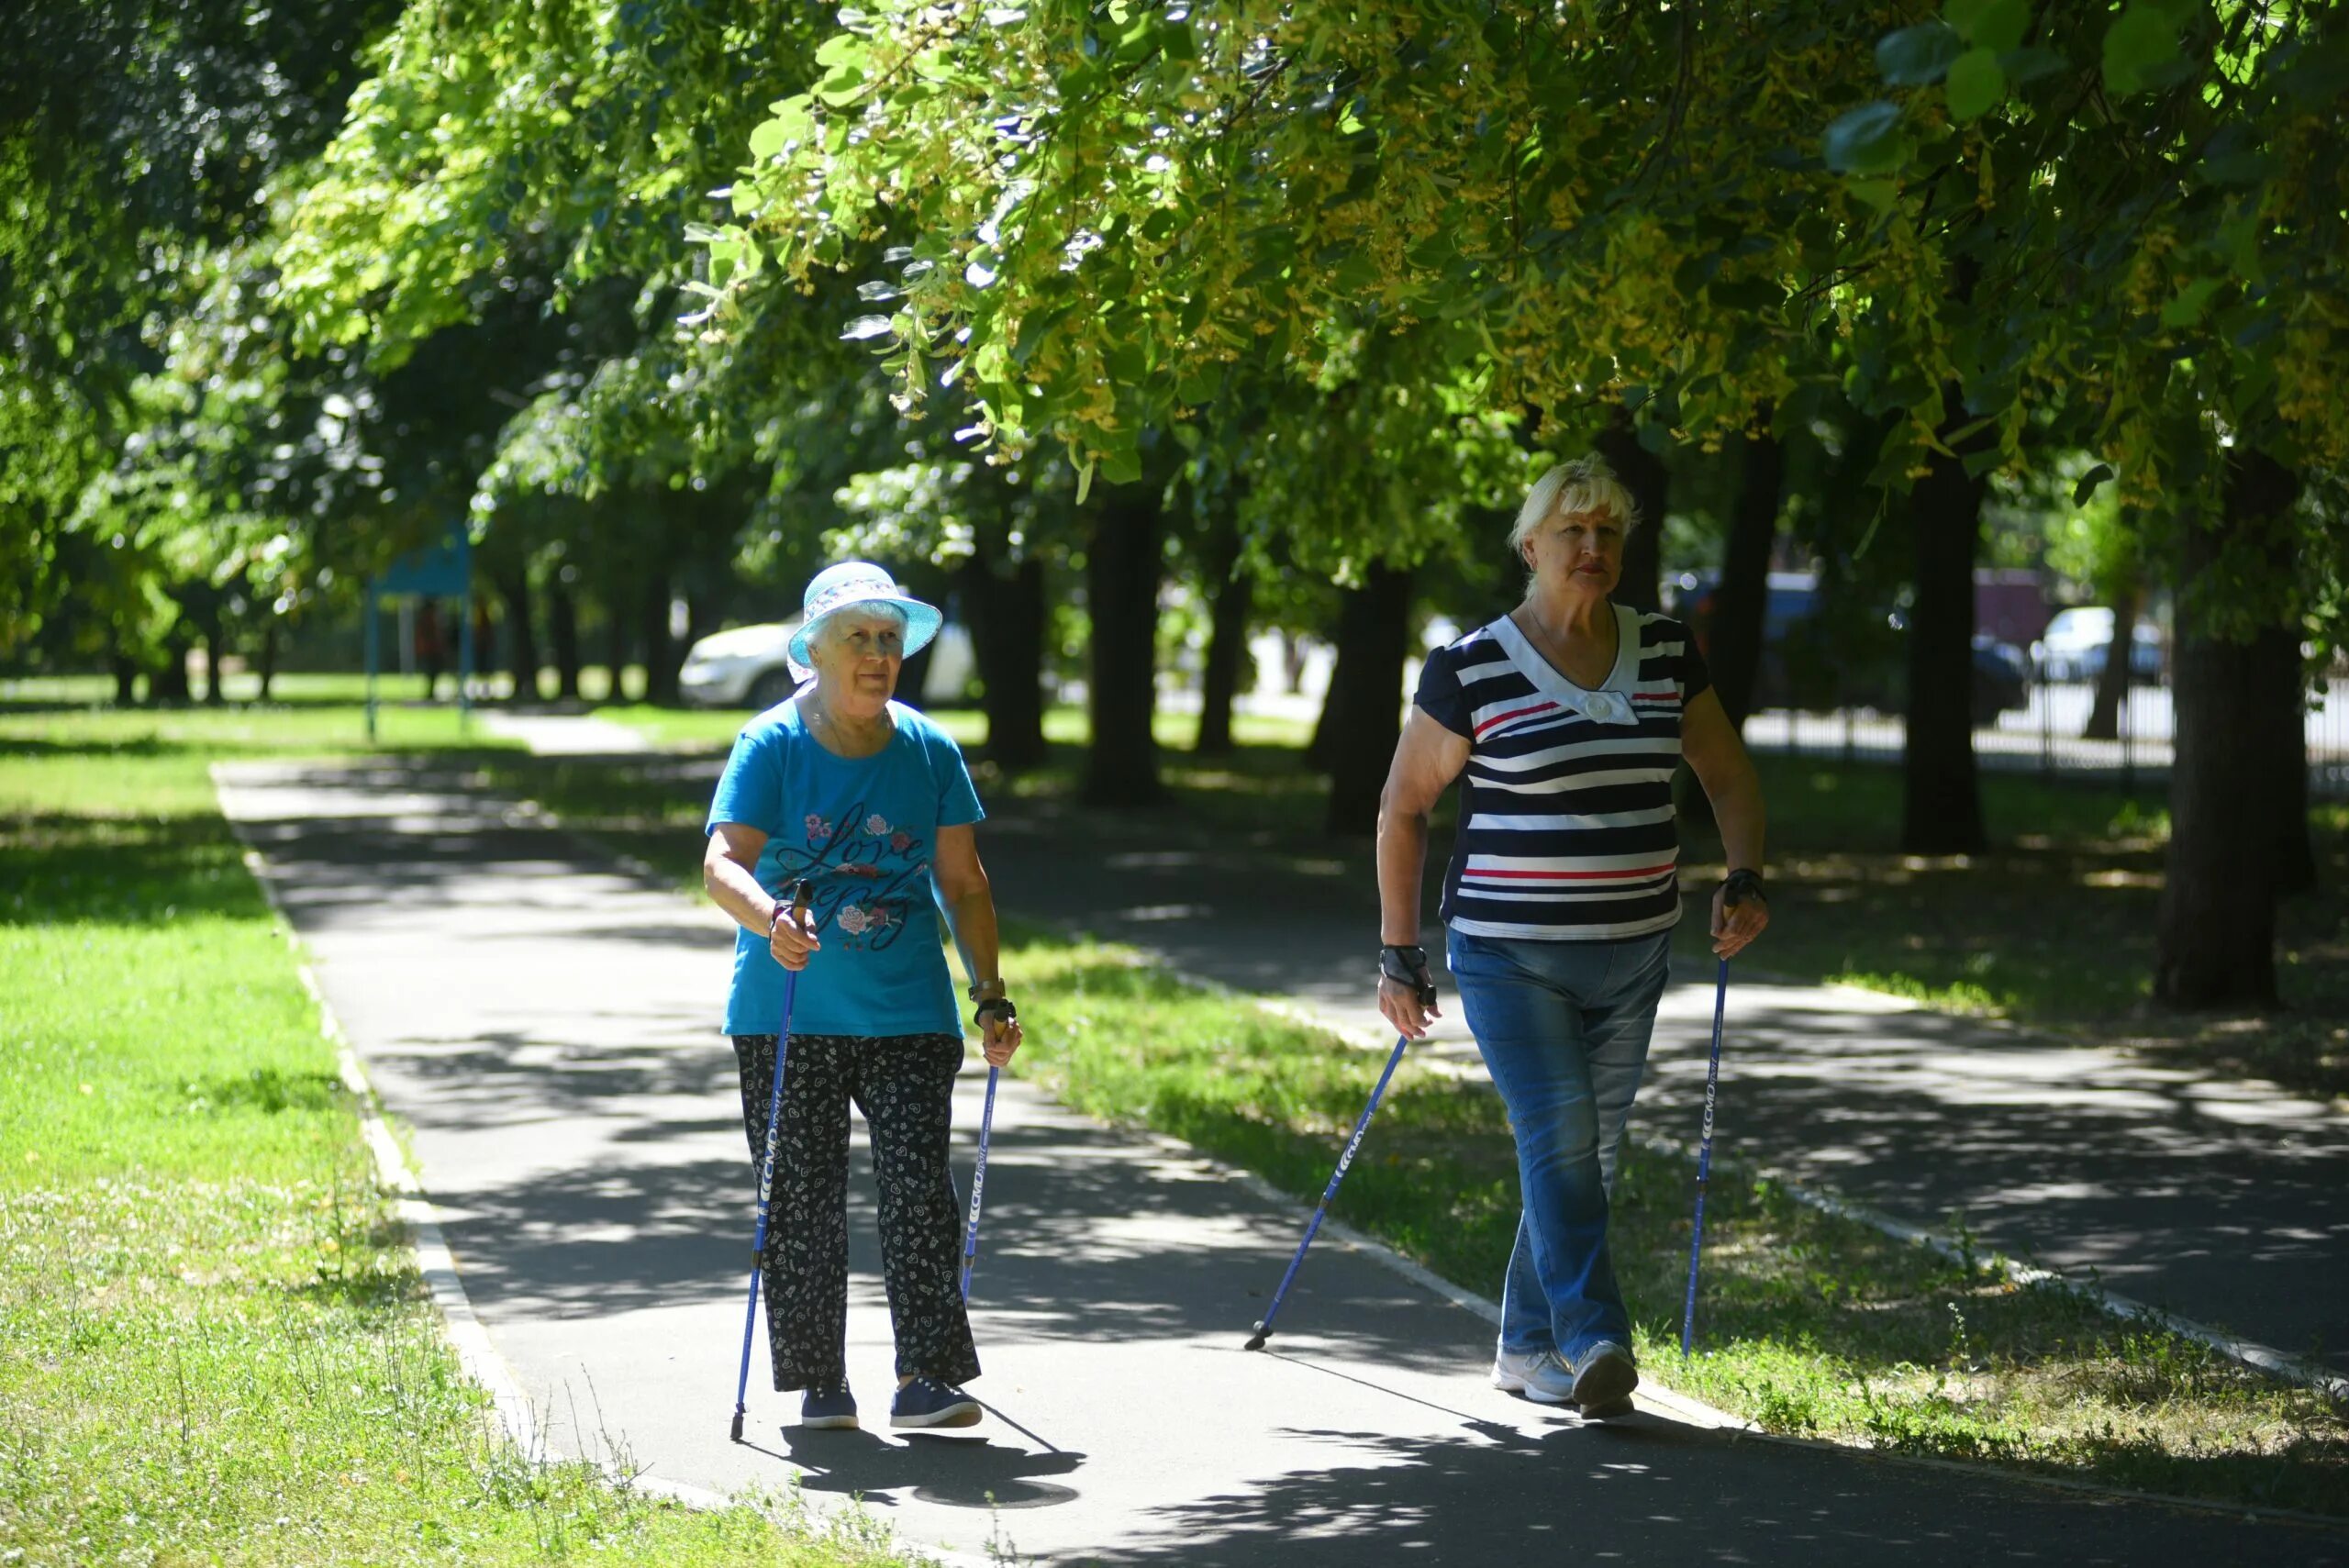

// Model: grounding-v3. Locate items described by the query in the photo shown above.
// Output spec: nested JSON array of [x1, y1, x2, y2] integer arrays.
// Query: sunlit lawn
[[0, 705, 933, 1567]]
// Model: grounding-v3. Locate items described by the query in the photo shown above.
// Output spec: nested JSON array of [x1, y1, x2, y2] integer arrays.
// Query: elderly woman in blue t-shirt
[[703, 562, 1022, 1434], [1374, 456, 1769, 1419]]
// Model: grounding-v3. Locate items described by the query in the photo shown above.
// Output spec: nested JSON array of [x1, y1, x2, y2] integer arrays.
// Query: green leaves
[[812, 30, 874, 106], [2101, 6, 2181, 97], [748, 97, 813, 161], [1878, 24, 1966, 86], [1823, 102, 1908, 174], [2160, 276, 2222, 330], [1943, 0, 2032, 55], [1884, 14, 2009, 122], [1943, 49, 2005, 121]]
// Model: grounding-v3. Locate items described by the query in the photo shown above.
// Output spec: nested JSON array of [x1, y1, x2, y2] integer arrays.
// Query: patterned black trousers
[[730, 1031, 980, 1391]]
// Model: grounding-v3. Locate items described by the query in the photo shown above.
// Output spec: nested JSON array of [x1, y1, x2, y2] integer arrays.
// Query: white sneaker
[[1491, 1346, 1578, 1405], [1569, 1341, 1640, 1418]]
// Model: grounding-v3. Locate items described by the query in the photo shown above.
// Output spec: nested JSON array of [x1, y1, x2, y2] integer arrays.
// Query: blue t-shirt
[[706, 700, 984, 1038]]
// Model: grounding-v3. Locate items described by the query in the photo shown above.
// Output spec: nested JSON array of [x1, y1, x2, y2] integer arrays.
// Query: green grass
[[0, 706, 930, 1566], [3, 666, 656, 707], [998, 929, 2349, 1516]]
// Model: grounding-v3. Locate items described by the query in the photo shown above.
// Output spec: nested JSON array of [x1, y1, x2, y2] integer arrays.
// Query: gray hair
[[1508, 456, 1640, 557], [811, 600, 908, 651]]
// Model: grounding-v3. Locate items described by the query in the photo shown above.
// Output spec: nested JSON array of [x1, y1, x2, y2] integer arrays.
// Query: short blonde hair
[[1508, 456, 1640, 556]]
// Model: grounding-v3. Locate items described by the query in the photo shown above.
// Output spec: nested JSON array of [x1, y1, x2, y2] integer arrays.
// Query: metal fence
[[1742, 675, 2349, 798]]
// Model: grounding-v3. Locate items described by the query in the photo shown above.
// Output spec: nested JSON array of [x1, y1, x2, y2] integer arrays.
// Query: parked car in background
[[679, 619, 976, 708], [2031, 606, 2164, 684], [1674, 571, 2032, 724], [1970, 634, 2032, 722]]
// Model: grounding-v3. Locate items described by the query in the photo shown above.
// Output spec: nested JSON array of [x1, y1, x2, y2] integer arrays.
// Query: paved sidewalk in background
[[477, 709, 653, 755], [213, 757, 2346, 1565]]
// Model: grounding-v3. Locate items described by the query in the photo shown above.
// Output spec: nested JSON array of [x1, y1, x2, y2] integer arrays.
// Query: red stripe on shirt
[[1474, 700, 1560, 736], [1466, 862, 1677, 881]]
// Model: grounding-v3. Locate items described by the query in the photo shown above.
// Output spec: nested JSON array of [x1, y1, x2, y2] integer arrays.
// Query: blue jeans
[[1448, 928, 1672, 1362]]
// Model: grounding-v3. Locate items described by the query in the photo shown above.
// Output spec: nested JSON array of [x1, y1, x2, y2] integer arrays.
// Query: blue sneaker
[[889, 1375, 981, 1429], [797, 1385, 858, 1430]]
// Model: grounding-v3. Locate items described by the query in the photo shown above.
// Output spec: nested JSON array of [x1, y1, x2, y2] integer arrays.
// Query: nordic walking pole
[[959, 1063, 1000, 1301], [730, 881, 810, 1444], [1244, 969, 1434, 1351], [1680, 951, 1732, 1359]]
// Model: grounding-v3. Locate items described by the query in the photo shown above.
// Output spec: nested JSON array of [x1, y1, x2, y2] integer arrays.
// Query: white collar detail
[[1486, 606, 1640, 727]]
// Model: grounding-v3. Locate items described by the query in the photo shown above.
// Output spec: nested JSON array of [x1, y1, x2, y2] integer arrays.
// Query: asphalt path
[[212, 757, 2349, 1564]]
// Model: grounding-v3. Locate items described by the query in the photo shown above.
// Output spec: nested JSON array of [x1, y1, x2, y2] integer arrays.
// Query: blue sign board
[[365, 524, 473, 740], [376, 527, 470, 598]]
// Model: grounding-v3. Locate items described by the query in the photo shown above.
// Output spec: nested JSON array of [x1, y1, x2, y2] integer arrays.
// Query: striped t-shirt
[[1414, 606, 1710, 942]]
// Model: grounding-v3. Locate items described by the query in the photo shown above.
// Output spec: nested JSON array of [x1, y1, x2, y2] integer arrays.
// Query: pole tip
[[1243, 1322, 1268, 1351], [729, 1412, 745, 1444]]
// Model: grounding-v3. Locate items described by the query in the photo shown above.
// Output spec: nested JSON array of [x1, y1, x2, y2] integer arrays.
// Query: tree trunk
[[638, 573, 679, 706], [639, 574, 676, 704], [256, 620, 279, 703], [1709, 429, 1783, 731], [111, 651, 139, 706], [1596, 406, 1665, 614], [150, 636, 193, 704], [1197, 560, 1254, 758], [1319, 564, 1416, 837], [602, 588, 631, 701], [494, 568, 540, 703], [2154, 449, 2299, 1008], [1308, 633, 1350, 771], [197, 605, 226, 706], [960, 550, 1048, 770], [2082, 582, 2138, 741], [1899, 392, 1988, 855], [1083, 481, 1166, 805], [548, 580, 582, 701], [2263, 629, 2317, 898]]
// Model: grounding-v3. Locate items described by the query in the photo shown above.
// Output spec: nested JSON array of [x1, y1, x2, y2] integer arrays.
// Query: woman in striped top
[[1375, 455, 1768, 1418]]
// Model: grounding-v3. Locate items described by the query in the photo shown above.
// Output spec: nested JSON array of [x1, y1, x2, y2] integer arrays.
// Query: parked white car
[[679, 619, 976, 708], [2032, 606, 2164, 684]]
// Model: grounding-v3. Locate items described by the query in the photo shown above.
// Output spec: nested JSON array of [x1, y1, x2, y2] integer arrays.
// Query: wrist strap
[[1379, 944, 1437, 1007], [1723, 868, 1766, 906], [975, 996, 1018, 1027]]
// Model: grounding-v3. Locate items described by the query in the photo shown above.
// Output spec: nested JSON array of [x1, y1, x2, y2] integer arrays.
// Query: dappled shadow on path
[[414, 1094, 1480, 1379], [1092, 1418, 2349, 1567], [1631, 984, 2349, 1362]]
